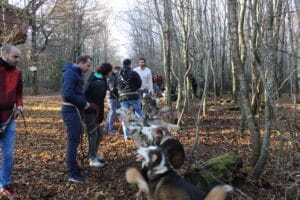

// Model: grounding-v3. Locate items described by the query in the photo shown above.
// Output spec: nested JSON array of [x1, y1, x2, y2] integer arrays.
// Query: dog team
[[0, 46, 233, 199]]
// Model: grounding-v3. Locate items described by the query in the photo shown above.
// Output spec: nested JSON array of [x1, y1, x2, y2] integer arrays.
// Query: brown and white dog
[[126, 146, 233, 200]]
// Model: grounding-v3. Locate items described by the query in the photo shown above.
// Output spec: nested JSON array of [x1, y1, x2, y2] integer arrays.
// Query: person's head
[[123, 59, 131, 67], [113, 65, 121, 73], [1, 44, 21, 67], [138, 58, 146, 68], [77, 55, 92, 72], [97, 63, 113, 78]]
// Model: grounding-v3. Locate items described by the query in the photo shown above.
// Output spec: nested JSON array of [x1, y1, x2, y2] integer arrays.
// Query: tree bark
[[227, 0, 261, 164]]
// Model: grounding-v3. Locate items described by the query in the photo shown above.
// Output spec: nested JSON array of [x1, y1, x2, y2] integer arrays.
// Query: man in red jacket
[[0, 44, 23, 198]]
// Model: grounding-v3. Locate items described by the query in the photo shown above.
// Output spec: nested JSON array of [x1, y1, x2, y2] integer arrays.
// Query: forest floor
[[1, 94, 299, 200]]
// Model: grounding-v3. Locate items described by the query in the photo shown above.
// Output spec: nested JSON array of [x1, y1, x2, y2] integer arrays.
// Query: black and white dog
[[126, 146, 233, 200], [127, 126, 185, 169]]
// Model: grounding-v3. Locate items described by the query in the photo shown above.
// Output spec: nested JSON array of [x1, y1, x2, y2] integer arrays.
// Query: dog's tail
[[204, 185, 233, 200], [125, 167, 149, 193]]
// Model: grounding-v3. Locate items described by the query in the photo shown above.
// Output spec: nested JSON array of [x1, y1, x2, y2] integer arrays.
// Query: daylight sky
[[8, 0, 135, 58], [106, 0, 135, 58]]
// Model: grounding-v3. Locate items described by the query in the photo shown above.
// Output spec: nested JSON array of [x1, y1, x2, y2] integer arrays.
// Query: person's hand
[[84, 102, 90, 110], [17, 106, 24, 112], [14, 106, 23, 119]]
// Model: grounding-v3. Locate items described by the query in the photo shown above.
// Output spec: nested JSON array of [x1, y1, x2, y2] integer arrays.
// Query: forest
[[0, 0, 299, 199]]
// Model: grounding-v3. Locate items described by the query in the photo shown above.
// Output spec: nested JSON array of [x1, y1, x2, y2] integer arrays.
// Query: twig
[[235, 188, 254, 200]]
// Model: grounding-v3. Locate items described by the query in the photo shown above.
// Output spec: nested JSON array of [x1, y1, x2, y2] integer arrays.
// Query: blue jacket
[[61, 62, 87, 108]]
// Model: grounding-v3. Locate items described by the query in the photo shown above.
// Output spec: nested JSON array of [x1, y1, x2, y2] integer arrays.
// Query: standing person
[[0, 45, 22, 198], [153, 73, 164, 97], [104, 66, 121, 135], [133, 58, 153, 98], [115, 59, 143, 139], [84, 63, 112, 168], [61, 55, 92, 183]]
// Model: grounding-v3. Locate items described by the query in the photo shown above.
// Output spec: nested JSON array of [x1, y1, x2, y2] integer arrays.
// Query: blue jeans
[[0, 120, 16, 188], [120, 99, 144, 138], [105, 98, 119, 132], [61, 106, 81, 177]]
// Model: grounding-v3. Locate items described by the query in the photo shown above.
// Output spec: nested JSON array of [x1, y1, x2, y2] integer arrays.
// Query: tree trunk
[[153, 0, 173, 107], [227, 0, 261, 164], [30, 1, 39, 95]]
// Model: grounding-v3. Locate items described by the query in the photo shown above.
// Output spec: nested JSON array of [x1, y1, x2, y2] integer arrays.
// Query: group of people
[[61, 57, 155, 183], [0, 42, 160, 198]]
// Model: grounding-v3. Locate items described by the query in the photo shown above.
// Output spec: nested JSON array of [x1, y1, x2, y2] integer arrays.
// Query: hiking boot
[[68, 175, 85, 183], [0, 185, 17, 198], [89, 158, 104, 168]]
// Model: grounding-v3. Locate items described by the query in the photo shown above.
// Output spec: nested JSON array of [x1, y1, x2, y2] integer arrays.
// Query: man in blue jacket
[[61, 55, 91, 183]]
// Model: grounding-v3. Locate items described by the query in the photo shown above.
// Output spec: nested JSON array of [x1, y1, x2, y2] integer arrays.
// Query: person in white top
[[133, 58, 153, 98]]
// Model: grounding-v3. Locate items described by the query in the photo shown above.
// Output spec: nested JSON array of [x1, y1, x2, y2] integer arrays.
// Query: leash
[[0, 106, 16, 135]]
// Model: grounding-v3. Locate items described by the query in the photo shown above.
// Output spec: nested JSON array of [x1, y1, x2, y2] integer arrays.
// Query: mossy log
[[184, 153, 243, 192]]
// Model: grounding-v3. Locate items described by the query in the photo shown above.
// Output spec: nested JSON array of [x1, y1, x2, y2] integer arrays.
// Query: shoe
[[89, 158, 104, 168], [68, 175, 85, 183], [0, 185, 17, 198], [108, 130, 119, 135], [103, 127, 108, 133], [96, 155, 105, 162]]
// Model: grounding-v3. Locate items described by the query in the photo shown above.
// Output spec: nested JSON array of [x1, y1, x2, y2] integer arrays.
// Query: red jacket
[[0, 58, 23, 124]]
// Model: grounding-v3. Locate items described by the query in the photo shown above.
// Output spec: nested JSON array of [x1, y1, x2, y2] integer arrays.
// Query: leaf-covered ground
[[2, 94, 298, 199]]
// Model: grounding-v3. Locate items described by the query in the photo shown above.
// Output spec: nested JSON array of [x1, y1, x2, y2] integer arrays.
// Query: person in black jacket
[[84, 63, 112, 167], [104, 66, 121, 135], [115, 59, 143, 139]]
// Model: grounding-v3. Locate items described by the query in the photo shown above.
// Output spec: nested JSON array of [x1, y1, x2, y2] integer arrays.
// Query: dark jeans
[[85, 112, 103, 159], [61, 106, 81, 177]]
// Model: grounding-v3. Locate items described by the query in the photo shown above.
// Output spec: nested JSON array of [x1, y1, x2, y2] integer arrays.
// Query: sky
[[106, 0, 135, 58], [8, 0, 135, 58]]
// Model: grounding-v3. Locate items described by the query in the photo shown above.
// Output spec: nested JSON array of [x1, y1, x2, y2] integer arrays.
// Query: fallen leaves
[[2, 94, 295, 199]]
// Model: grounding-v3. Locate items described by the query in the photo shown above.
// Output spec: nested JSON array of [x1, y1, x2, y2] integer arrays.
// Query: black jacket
[[115, 66, 142, 102], [84, 72, 107, 123], [107, 72, 119, 99]]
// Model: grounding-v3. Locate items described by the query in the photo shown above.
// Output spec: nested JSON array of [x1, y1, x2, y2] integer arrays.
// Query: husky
[[142, 94, 160, 118], [154, 106, 180, 124], [116, 107, 180, 132], [126, 146, 233, 200], [116, 107, 143, 127], [128, 126, 185, 169]]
